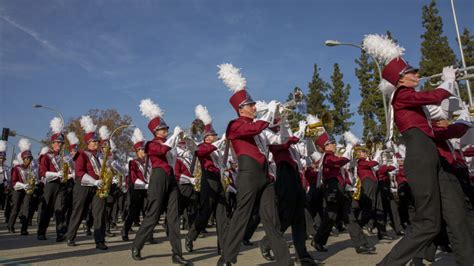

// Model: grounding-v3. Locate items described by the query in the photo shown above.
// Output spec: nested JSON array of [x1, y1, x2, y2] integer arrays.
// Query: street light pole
[[325, 40, 389, 132], [33, 104, 66, 129], [450, 0, 473, 106]]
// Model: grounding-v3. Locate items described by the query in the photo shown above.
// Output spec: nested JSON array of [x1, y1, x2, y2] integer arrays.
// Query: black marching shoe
[[296, 256, 320, 265], [131, 247, 142, 261], [96, 242, 108, 250], [171, 254, 190, 265], [355, 244, 376, 254], [396, 230, 406, 236], [20, 231, 29, 236], [409, 257, 425, 266], [86, 228, 92, 236], [121, 229, 129, 241], [8, 227, 15, 234], [242, 239, 253, 246], [37, 234, 47, 240], [56, 234, 66, 242], [217, 256, 232, 266], [185, 236, 193, 252], [259, 245, 275, 261], [147, 236, 158, 244], [311, 239, 328, 252], [67, 240, 77, 247], [105, 230, 116, 237], [378, 234, 395, 241]]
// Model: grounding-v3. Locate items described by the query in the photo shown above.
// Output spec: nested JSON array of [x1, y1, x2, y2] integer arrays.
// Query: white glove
[[24, 184, 31, 190], [342, 143, 353, 159], [373, 149, 383, 163], [94, 179, 103, 188], [81, 173, 99, 187], [227, 185, 237, 194], [259, 100, 278, 123], [454, 108, 473, 126], [441, 66, 457, 82], [145, 184, 149, 190], [45, 171, 60, 182], [294, 120, 307, 139], [173, 126, 183, 136], [344, 184, 353, 192]]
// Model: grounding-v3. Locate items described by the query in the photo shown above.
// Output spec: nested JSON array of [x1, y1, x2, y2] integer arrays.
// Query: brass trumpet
[[420, 66, 474, 86], [292, 112, 334, 137]]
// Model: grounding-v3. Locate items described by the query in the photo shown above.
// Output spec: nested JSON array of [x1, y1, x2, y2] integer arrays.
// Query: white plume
[[99, 125, 110, 140], [0, 140, 6, 152], [362, 34, 405, 64], [306, 114, 320, 125], [217, 63, 247, 93], [49, 117, 63, 134], [255, 100, 268, 113], [195, 105, 212, 125], [80, 116, 97, 133], [343, 131, 361, 146], [13, 159, 20, 166], [131, 128, 145, 144], [311, 151, 322, 162], [40, 146, 50, 155], [379, 79, 397, 96], [18, 138, 31, 152], [67, 132, 79, 145], [139, 98, 163, 120]]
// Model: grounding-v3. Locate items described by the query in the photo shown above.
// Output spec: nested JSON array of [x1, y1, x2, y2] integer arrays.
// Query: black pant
[[8, 190, 31, 232], [359, 178, 386, 237], [221, 156, 290, 264], [178, 183, 198, 230], [0, 183, 7, 210], [397, 182, 412, 226], [123, 188, 146, 235], [63, 179, 75, 227], [260, 162, 311, 260], [379, 128, 441, 265], [305, 183, 324, 236], [37, 181, 67, 237], [315, 178, 368, 248], [346, 195, 370, 247], [187, 170, 229, 248], [105, 184, 119, 231], [132, 168, 182, 256], [66, 185, 106, 243]]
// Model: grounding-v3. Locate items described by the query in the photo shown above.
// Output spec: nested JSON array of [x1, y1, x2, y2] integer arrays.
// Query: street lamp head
[[33, 104, 42, 108], [325, 40, 342, 47]]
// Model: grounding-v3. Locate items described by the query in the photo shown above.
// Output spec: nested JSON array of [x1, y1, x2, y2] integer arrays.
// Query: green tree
[[355, 51, 385, 141], [306, 64, 329, 116], [328, 63, 353, 137], [458, 27, 474, 103], [62, 109, 133, 161], [419, 0, 457, 90]]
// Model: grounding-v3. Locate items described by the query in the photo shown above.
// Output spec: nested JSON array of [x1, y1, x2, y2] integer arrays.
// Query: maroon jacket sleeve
[[196, 143, 217, 157], [227, 120, 269, 139], [359, 159, 379, 168], [74, 151, 87, 181], [268, 136, 299, 151], [463, 147, 474, 157], [146, 141, 171, 156], [39, 154, 54, 178], [433, 124, 469, 140], [395, 87, 451, 108], [11, 166, 21, 187], [325, 155, 350, 168]]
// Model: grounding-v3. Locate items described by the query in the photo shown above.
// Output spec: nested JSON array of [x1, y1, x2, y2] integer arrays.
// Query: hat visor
[[239, 99, 256, 108], [400, 66, 419, 76]]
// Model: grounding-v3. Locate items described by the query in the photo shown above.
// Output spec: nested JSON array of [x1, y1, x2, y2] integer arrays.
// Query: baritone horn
[[420, 65, 474, 86], [294, 112, 334, 137]]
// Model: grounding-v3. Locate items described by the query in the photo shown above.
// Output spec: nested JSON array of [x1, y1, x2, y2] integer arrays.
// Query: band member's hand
[[441, 66, 457, 82], [173, 126, 183, 136], [434, 119, 449, 128], [145, 184, 149, 190], [24, 184, 32, 190], [94, 180, 104, 188]]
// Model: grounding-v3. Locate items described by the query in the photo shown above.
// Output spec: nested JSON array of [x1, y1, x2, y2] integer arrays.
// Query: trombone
[[420, 66, 474, 86]]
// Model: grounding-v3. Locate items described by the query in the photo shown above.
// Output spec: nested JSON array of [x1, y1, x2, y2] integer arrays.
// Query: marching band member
[[259, 119, 319, 265], [217, 63, 290, 265], [66, 116, 108, 250], [37, 117, 68, 241], [8, 138, 36, 235], [362, 34, 459, 265], [311, 131, 375, 254], [0, 140, 10, 211], [64, 132, 79, 226], [131, 99, 189, 265], [122, 128, 151, 242], [185, 105, 229, 253]]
